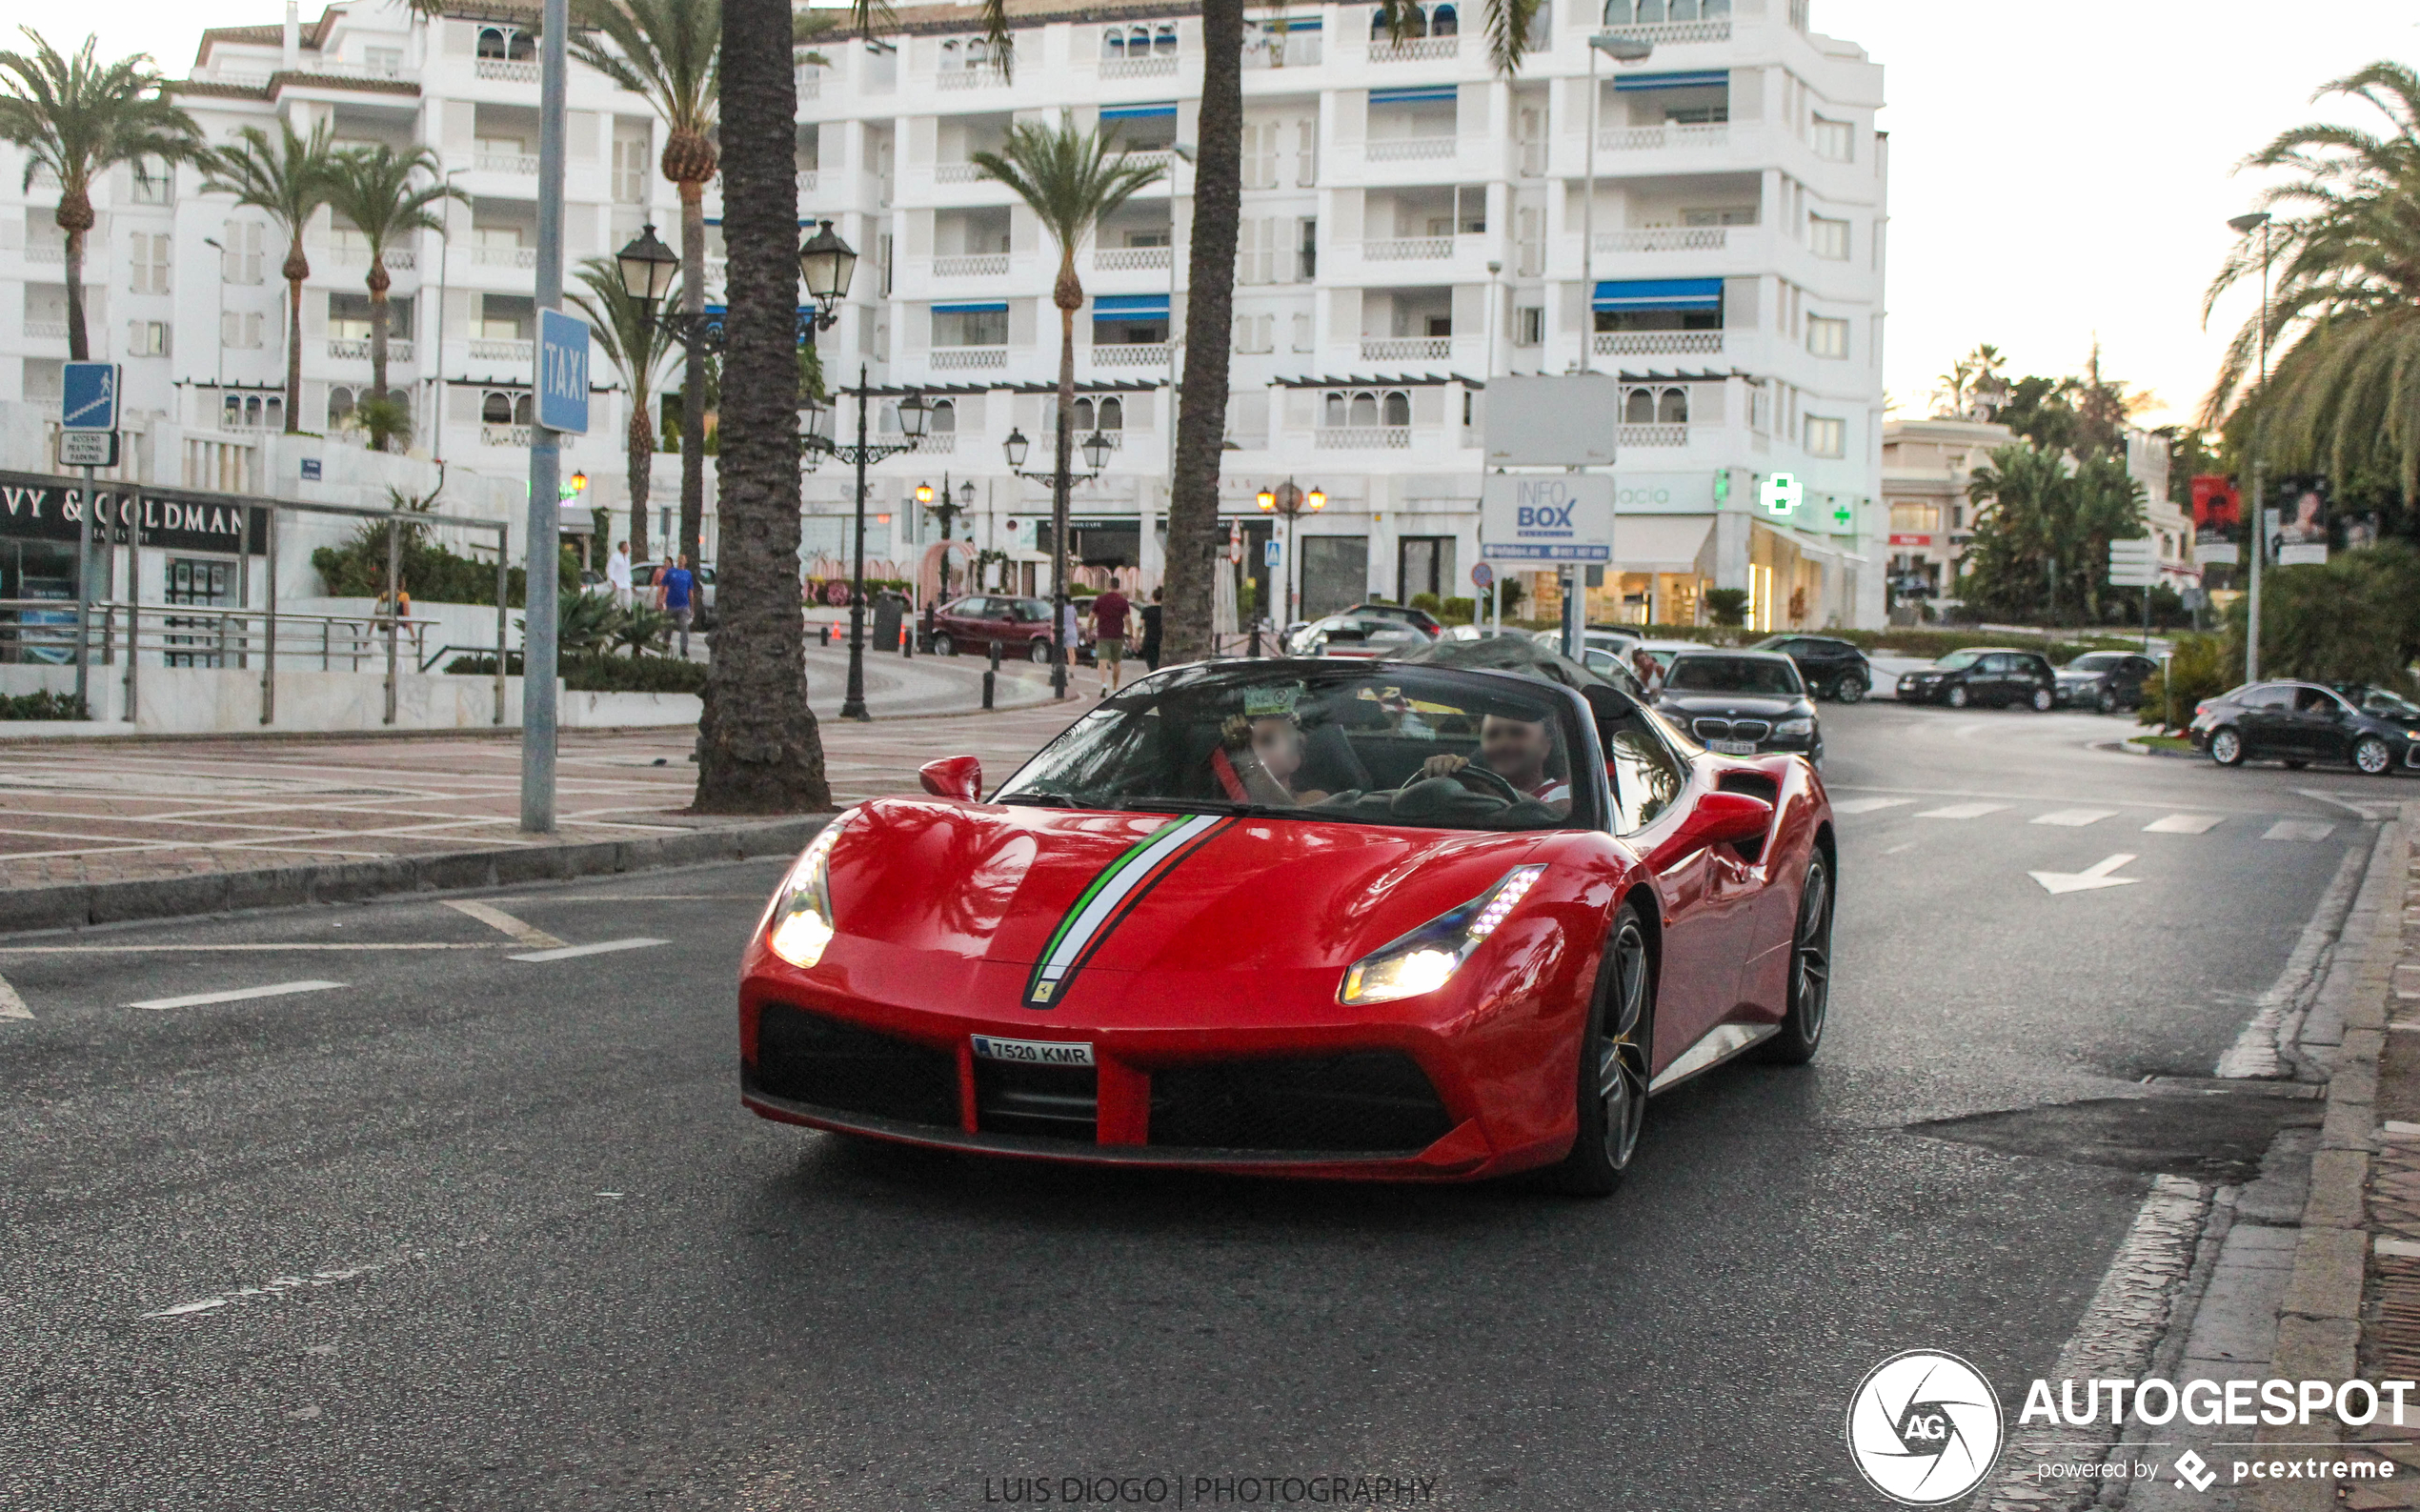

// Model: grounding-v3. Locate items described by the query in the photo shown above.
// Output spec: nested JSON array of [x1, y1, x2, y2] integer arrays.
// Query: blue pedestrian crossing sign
[[62, 362, 120, 432], [535, 309, 591, 433]]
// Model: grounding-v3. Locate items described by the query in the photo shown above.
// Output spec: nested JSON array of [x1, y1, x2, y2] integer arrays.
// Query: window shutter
[[1254, 219, 1275, 284], [1236, 218, 1258, 283], [1297, 117, 1318, 186]]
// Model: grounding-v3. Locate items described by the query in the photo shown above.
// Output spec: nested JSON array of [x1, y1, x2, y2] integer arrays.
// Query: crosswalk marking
[[1830, 796, 1914, 816], [507, 937, 669, 963], [2143, 814, 2224, 835], [443, 898, 568, 951], [2031, 809, 2117, 827], [1915, 802, 2009, 819], [130, 979, 345, 1011], [2262, 820, 2336, 842], [0, 972, 29, 1020]]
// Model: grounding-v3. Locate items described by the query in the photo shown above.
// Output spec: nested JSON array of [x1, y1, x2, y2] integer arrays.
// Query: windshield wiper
[[1118, 796, 1302, 820], [996, 792, 1093, 809]]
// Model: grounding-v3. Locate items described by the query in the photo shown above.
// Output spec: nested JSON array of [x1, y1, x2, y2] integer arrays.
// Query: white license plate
[[970, 1035, 1096, 1067], [1710, 739, 1760, 755]]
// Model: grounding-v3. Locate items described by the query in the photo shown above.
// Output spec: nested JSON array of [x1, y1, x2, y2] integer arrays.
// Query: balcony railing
[[1369, 35, 1459, 61], [1127, 149, 1177, 172], [1361, 337, 1450, 362], [1596, 331, 1724, 356], [1095, 246, 1172, 271], [796, 70, 823, 100], [795, 169, 818, 194], [1596, 227, 1727, 252], [1364, 137, 1457, 163], [1092, 343, 1171, 367], [327, 337, 414, 361], [1599, 19, 1731, 43], [474, 57, 539, 82], [931, 347, 1008, 370], [1599, 123, 1730, 152], [469, 338, 533, 361], [475, 152, 538, 174], [1317, 426, 1411, 450], [329, 247, 415, 269], [1362, 236, 1451, 261], [934, 253, 1009, 276], [24, 244, 63, 262], [1242, 31, 1324, 68], [1617, 423, 1688, 448], [1100, 53, 1179, 78], [936, 68, 1000, 90], [482, 424, 531, 447], [471, 245, 535, 268], [26, 320, 67, 340], [936, 162, 984, 184], [916, 432, 958, 454]]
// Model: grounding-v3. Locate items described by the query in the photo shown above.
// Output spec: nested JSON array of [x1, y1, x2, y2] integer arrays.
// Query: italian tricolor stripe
[[1024, 815, 1228, 1007]]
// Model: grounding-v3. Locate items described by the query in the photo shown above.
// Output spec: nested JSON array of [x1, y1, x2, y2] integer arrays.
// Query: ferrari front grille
[[748, 1003, 960, 1128], [1149, 1051, 1453, 1155]]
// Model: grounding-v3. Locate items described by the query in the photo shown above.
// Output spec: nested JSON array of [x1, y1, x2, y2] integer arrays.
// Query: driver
[[1421, 711, 1570, 810], [1218, 713, 1332, 806]]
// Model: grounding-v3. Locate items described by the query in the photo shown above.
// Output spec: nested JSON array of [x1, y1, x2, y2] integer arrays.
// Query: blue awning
[[1593, 277, 1723, 312], [1371, 85, 1459, 105], [934, 300, 1009, 314], [1611, 70, 1728, 91], [1099, 101, 1178, 120], [1093, 293, 1169, 321], [1251, 13, 1321, 28]]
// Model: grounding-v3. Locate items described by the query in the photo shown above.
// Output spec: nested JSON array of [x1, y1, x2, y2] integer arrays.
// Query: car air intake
[[1149, 1051, 1453, 1154], [749, 1002, 960, 1128], [976, 1060, 1099, 1141]]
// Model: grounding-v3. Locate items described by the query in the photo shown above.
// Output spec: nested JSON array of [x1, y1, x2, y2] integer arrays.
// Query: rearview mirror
[[918, 756, 982, 802], [1652, 789, 1773, 864]]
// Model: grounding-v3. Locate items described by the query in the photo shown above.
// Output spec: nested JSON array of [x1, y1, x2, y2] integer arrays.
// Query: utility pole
[[519, 0, 568, 832], [2228, 212, 2273, 685]]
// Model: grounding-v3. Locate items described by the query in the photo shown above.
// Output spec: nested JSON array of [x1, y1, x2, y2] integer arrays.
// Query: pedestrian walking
[[1059, 596, 1081, 671], [1092, 575, 1131, 696], [1139, 586, 1163, 672], [658, 554, 698, 659], [607, 540, 633, 609]]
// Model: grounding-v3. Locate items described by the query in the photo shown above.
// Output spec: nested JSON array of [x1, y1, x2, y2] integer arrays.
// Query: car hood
[[1654, 694, 1807, 718], [821, 797, 1543, 972]]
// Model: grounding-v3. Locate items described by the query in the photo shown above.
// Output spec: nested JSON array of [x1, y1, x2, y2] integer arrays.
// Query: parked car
[[1527, 627, 1644, 663], [1653, 649, 1822, 766], [2055, 651, 2158, 714], [1342, 602, 1445, 638], [1403, 633, 1646, 700], [1285, 614, 1434, 659], [630, 560, 718, 627], [931, 595, 1061, 662], [2189, 680, 2420, 775], [1895, 648, 2058, 710], [1750, 634, 1872, 702]]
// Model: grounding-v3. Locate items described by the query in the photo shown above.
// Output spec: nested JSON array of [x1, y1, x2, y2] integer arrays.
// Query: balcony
[[1094, 246, 1171, 272], [1127, 150, 1177, 173], [1100, 52, 1179, 79], [471, 246, 535, 269], [1317, 426, 1410, 450], [936, 162, 985, 184], [26, 320, 67, 341], [1361, 336, 1449, 362], [1092, 343, 1171, 367], [469, 338, 533, 361], [1596, 331, 1724, 356], [933, 253, 1009, 276], [916, 432, 958, 454], [1365, 137, 1457, 163], [474, 57, 538, 82], [24, 244, 63, 263], [1243, 31, 1324, 69], [1599, 18, 1731, 44], [1617, 423, 1688, 448], [327, 337, 414, 361], [936, 69, 1002, 91], [330, 247, 416, 269], [1598, 123, 1730, 152], [931, 347, 1007, 371], [1596, 227, 1727, 253], [796, 69, 822, 101], [1361, 236, 1451, 262], [1369, 36, 1458, 62], [796, 169, 818, 194], [482, 424, 531, 447], [476, 152, 538, 175]]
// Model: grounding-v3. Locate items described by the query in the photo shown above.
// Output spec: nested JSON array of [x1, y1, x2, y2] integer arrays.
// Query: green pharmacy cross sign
[[1757, 473, 1803, 518], [1829, 496, 1856, 532]]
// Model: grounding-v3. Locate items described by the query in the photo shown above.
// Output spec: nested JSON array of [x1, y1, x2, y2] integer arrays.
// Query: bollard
[[982, 669, 995, 710], [819, 622, 830, 648], [902, 625, 914, 658], [988, 640, 1001, 673]]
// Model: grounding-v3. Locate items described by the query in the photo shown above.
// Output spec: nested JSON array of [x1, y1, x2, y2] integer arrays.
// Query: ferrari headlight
[[1340, 865, 1544, 1005], [766, 816, 850, 969], [1776, 716, 1814, 737]]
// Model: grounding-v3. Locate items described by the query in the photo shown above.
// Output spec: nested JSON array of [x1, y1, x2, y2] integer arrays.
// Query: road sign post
[[521, 0, 576, 834], [2108, 539, 2159, 651], [60, 363, 118, 722]]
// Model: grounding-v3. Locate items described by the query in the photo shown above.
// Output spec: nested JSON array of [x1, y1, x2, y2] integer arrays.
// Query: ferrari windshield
[[992, 664, 1596, 833], [1663, 655, 1804, 696]]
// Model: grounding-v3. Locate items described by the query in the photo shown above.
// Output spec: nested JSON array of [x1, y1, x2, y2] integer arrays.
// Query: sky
[[28, 0, 2420, 428]]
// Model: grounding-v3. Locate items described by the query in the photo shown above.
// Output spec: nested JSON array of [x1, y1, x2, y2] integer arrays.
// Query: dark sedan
[[1751, 634, 1872, 702], [1653, 649, 1821, 767], [2055, 651, 2158, 714], [2189, 680, 2420, 775], [1895, 648, 2058, 711]]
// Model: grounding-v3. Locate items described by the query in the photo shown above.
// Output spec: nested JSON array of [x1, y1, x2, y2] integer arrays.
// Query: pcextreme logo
[[1845, 1351, 2005, 1505]]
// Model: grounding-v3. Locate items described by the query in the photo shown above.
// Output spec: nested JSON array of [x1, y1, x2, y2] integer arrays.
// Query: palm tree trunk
[[62, 226, 90, 362], [627, 403, 653, 561], [368, 260, 392, 449], [284, 267, 307, 433], [678, 181, 706, 568], [1162, 0, 1244, 662], [692, 0, 826, 812]]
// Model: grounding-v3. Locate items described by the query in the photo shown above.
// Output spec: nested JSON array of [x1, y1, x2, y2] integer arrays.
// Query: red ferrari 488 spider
[[739, 660, 1834, 1194]]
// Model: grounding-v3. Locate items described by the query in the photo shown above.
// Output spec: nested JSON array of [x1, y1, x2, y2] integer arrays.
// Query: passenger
[[1217, 712, 1332, 806], [1419, 711, 1570, 809]]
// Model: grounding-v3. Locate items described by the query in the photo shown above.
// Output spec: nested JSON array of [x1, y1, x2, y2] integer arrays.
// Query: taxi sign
[[535, 309, 591, 433]]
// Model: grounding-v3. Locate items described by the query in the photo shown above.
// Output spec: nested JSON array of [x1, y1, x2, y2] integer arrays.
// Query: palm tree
[[973, 116, 1162, 673], [2204, 62, 2420, 497], [569, 256, 680, 560], [0, 30, 198, 360], [323, 143, 461, 451], [199, 120, 336, 434]]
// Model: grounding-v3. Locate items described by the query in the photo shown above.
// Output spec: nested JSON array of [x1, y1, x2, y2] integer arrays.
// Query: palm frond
[[0, 28, 200, 194], [324, 142, 464, 254]]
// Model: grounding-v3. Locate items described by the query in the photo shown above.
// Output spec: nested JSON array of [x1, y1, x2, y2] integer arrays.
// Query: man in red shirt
[[1091, 575, 1133, 695]]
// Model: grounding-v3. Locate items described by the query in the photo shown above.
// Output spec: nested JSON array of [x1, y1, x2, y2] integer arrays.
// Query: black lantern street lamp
[[798, 367, 929, 720], [1256, 478, 1325, 633], [614, 217, 856, 351], [1001, 423, 1115, 698]]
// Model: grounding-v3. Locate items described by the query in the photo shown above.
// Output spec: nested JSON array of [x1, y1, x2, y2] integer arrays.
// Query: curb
[[0, 814, 834, 937], [2116, 739, 2201, 760], [2255, 801, 2410, 1511]]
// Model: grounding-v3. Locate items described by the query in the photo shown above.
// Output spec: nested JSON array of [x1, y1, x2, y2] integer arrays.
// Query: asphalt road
[[0, 700, 2397, 1510]]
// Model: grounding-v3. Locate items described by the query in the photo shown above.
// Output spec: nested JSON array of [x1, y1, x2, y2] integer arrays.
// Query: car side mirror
[[918, 756, 982, 802], [1652, 789, 1773, 865]]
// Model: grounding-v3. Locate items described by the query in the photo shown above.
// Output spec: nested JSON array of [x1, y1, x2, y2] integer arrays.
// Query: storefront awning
[[1611, 515, 1712, 570], [1099, 101, 1178, 120], [1093, 293, 1169, 321], [1370, 85, 1459, 105], [1593, 277, 1723, 312], [933, 300, 1009, 314], [1611, 70, 1727, 91]]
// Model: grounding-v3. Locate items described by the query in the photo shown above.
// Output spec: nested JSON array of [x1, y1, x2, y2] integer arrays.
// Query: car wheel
[[1027, 638, 1051, 665], [1755, 856, 1832, 1065], [2209, 727, 2246, 767], [2097, 687, 2119, 715], [2030, 687, 2054, 712], [1836, 676, 1866, 704], [1546, 903, 1653, 1198], [1946, 684, 1969, 709], [2355, 736, 2394, 776], [932, 632, 956, 657]]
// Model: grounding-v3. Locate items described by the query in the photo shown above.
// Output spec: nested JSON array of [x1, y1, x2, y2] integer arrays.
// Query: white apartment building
[[0, 0, 1888, 632]]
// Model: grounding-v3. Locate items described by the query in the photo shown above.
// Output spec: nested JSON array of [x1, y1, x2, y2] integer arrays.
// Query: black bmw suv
[[2188, 680, 2420, 775], [1653, 649, 1822, 766], [1750, 634, 1873, 702]]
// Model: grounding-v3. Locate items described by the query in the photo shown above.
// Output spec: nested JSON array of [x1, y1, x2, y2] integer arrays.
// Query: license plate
[[1710, 739, 1760, 755], [970, 1035, 1095, 1067]]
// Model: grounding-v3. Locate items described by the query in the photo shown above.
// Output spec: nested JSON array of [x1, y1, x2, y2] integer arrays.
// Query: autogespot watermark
[[977, 1475, 1440, 1506]]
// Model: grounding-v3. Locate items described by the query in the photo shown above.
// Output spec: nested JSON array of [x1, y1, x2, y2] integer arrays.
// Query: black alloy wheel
[[1548, 904, 1654, 1197], [1756, 857, 1832, 1064]]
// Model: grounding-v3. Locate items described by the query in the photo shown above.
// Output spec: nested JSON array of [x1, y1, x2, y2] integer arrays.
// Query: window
[[1233, 312, 1274, 353], [934, 306, 1007, 347], [1099, 396, 1123, 430], [929, 397, 956, 433], [1243, 123, 1280, 191], [1622, 387, 1686, 424], [478, 389, 532, 424], [1811, 116, 1853, 162], [221, 311, 264, 349], [1888, 503, 1937, 533], [477, 26, 534, 59], [1430, 4, 1459, 34], [1603, 716, 1684, 835], [365, 47, 403, 75], [1682, 206, 1758, 228], [1806, 315, 1847, 358], [221, 393, 281, 430], [1514, 306, 1543, 347], [1805, 414, 1845, 457], [612, 136, 650, 204], [1322, 388, 1412, 428], [331, 385, 359, 428], [1298, 218, 1318, 281], [1809, 214, 1849, 260], [222, 221, 266, 284], [1603, 0, 1732, 20], [1291, 312, 1314, 352], [129, 160, 172, 205], [130, 232, 171, 293], [127, 320, 170, 356], [1297, 116, 1319, 187]]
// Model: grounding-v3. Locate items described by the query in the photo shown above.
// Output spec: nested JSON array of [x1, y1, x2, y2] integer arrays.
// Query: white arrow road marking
[[2143, 813, 2223, 835], [0, 972, 29, 1020], [130, 979, 346, 1011], [507, 937, 668, 963], [2032, 808, 2118, 827], [2261, 820, 2336, 842], [1916, 802, 2008, 819], [2029, 854, 2142, 895], [1830, 796, 1913, 816], [442, 898, 567, 950]]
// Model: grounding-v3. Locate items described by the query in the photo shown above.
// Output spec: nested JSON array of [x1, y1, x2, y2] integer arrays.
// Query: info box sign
[[1478, 474, 1613, 564]]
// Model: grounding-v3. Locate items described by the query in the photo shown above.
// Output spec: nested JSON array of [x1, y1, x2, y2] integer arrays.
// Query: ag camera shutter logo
[[1845, 1350, 2005, 1505]]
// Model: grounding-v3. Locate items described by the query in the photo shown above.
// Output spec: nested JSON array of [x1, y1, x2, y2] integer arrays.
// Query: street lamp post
[[2228, 210, 2272, 684], [801, 375, 929, 718], [1255, 478, 1324, 634], [1003, 425, 1113, 696]]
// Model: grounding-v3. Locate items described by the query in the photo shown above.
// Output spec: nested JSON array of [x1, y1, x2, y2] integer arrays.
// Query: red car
[[931, 594, 1059, 662], [739, 660, 1834, 1194]]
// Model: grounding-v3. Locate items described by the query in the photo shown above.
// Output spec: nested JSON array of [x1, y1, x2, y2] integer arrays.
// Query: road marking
[[2031, 808, 2117, 827], [142, 1257, 403, 1320], [1882, 841, 1917, 856], [507, 937, 668, 963], [129, 979, 345, 1011], [1915, 802, 2008, 819], [442, 898, 568, 950], [1829, 796, 1913, 816], [0, 972, 28, 1019], [2028, 854, 2141, 895], [2262, 820, 2336, 842], [2143, 813, 2223, 835]]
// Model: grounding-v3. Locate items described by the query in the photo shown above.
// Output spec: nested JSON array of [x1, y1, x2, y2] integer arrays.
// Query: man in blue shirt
[[657, 554, 697, 658]]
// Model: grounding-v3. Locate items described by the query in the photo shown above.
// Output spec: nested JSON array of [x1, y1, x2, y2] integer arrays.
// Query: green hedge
[[444, 654, 707, 695], [0, 690, 87, 720], [313, 530, 578, 609]]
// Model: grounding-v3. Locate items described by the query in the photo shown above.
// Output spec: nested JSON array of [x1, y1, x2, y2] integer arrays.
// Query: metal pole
[[384, 514, 401, 725], [260, 505, 278, 725], [73, 465, 92, 716], [1580, 43, 1598, 375], [519, 0, 568, 832], [124, 499, 140, 724], [494, 523, 508, 724], [2247, 221, 2269, 685], [1050, 401, 1069, 701], [840, 366, 872, 721]]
